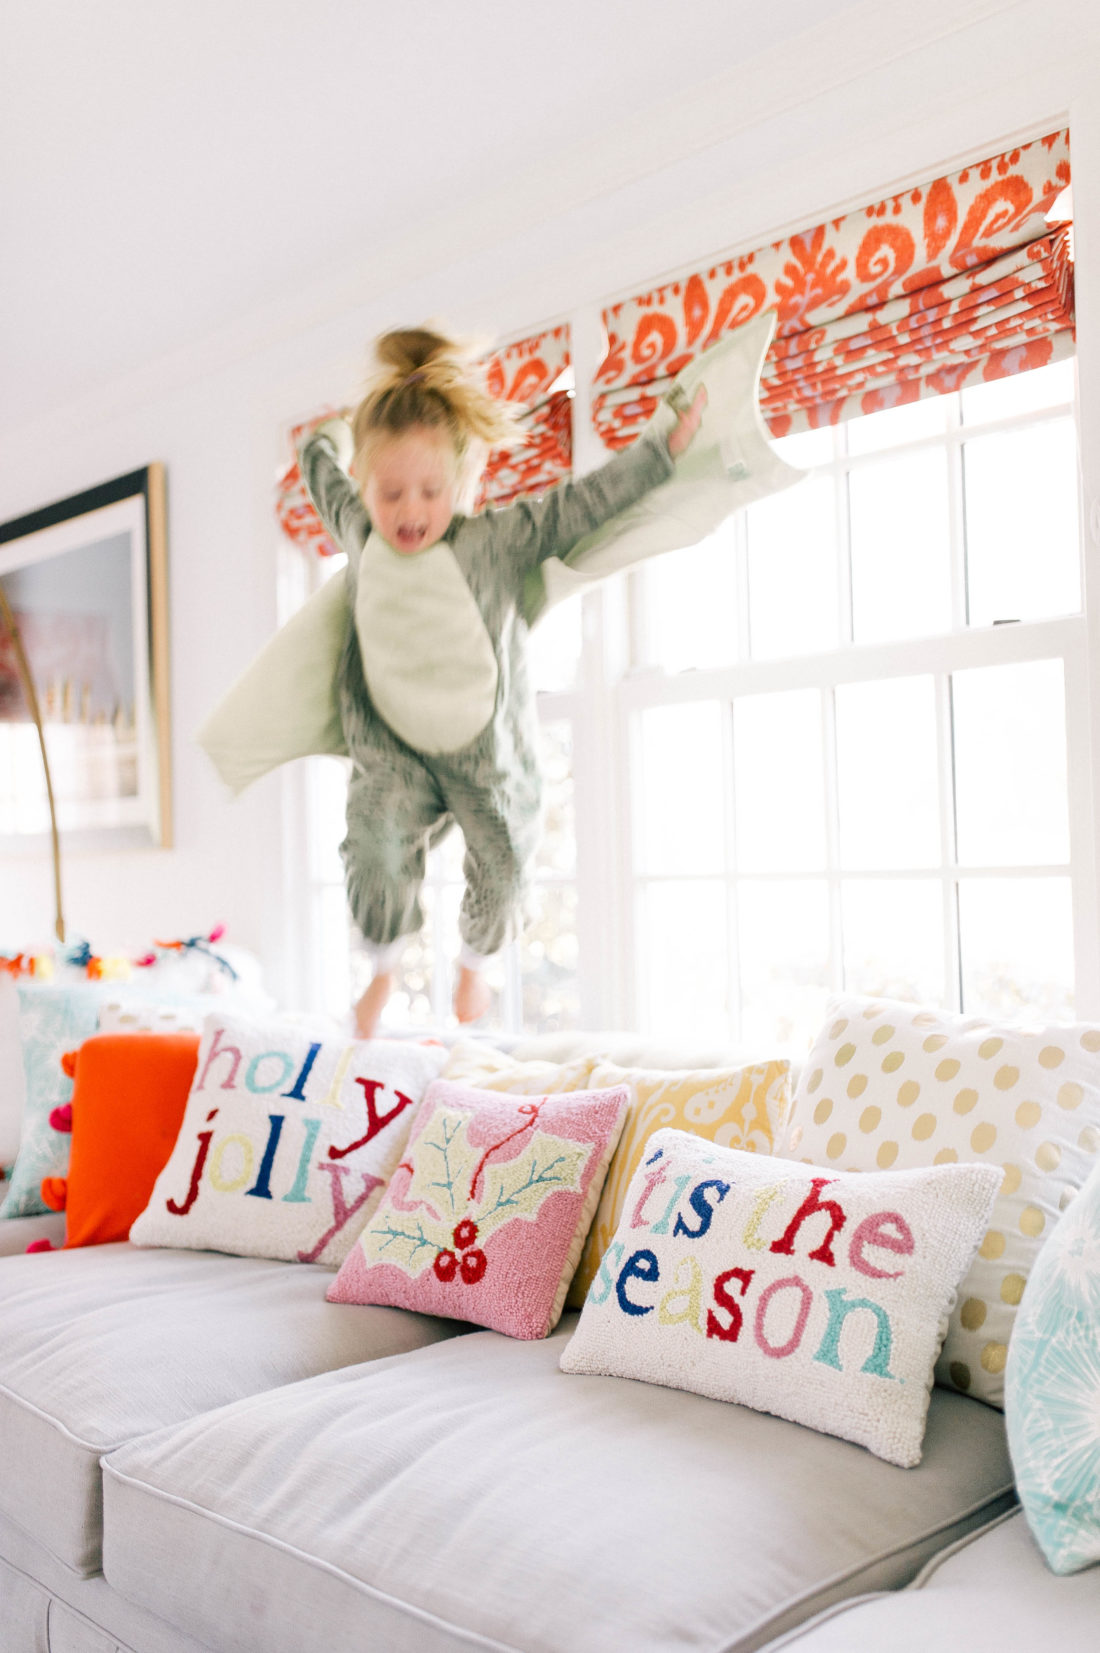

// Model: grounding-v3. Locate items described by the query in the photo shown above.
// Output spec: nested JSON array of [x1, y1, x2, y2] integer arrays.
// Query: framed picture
[[0, 465, 172, 849]]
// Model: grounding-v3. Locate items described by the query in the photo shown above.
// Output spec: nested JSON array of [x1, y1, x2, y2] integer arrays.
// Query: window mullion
[[936, 670, 961, 1011], [821, 685, 844, 997]]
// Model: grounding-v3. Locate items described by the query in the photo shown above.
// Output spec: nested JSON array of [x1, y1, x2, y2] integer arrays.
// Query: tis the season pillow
[[328, 1077, 629, 1339], [130, 1014, 446, 1267], [562, 1128, 999, 1467]]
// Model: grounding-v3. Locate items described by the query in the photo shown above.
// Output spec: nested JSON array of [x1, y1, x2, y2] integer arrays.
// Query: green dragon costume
[[199, 311, 802, 961]]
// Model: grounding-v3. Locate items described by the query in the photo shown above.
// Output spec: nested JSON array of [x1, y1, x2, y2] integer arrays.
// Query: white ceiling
[[1, 1, 942, 428]]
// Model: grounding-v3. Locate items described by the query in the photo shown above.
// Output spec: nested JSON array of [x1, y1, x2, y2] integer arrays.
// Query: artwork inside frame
[[0, 465, 172, 850]]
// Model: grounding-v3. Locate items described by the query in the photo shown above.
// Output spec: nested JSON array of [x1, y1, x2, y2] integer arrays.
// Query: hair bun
[[351, 322, 525, 481], [374, 327, 468, 378]]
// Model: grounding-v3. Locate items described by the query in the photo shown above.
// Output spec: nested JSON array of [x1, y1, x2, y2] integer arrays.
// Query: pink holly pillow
[[327, 1078, 629, 1340]]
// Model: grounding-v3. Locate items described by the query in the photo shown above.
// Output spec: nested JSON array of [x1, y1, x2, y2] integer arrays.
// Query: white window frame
[[598, 376, 1095, 1041], [285, 297, 1096, 1036]]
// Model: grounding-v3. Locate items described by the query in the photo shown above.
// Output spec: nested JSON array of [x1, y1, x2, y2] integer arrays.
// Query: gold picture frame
[[0, 464, 172, 851]]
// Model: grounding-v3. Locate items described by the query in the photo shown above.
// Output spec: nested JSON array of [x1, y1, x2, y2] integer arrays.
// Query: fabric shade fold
[[593, 129, 1073, 446]]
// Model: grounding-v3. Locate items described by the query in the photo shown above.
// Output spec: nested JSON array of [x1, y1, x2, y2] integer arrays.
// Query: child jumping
[[299, 325, 705, 1037]]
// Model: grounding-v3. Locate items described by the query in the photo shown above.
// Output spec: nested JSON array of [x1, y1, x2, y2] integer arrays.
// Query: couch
[[0, 1028, 1093, 1653]]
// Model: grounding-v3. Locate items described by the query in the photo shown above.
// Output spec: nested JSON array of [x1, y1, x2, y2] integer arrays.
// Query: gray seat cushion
[[102, 1316, 1015, 1653], [0, 1243, 464, 1575], [765, 1508, 1100, 1650]]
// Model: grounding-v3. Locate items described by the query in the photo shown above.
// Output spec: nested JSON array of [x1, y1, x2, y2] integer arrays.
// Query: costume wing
[[523, 309, 803, 625], [197, 571, 350, 795]]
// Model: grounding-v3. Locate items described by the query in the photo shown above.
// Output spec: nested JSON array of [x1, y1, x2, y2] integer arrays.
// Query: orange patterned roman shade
[[593, 129, 1073, 448], [475, 324, 572, 509]]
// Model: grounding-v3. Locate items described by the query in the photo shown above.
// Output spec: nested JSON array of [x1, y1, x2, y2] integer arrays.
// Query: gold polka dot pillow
[[562, 1129, 999, 1467], [565, 1058, 790, 1309], [785, 997, 1100, 1408]]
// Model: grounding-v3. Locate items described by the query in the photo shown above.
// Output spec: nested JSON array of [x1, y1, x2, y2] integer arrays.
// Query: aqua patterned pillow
[[1006, 1157, 1100, 1573], [2, 985, 105, 1217]]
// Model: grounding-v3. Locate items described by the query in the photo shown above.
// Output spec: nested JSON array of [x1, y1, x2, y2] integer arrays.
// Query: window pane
[[736, 879, 830, 1051], [635, 702, 725, 875], [841, 878, 945, 1004], [835, 676, 940, 870], [959, 877, 1073, 1021], [964, 418, 1080, 625], [849, 449, 952, 643], [644, 525, 738, 672], [318, 887, 354, 1019], [307, 756, 349, 882], [845, 394, 950, 456], [527, 599, 582, 693], [521, 884, 580, 1034], [639, 880, 729, 1041], [733, 690, 825, 873], [747, 476, 839, 659], [771, 426, 836, 468], [428, 820, 465, 883], [952, 659, 1069, 866], [385, 884, 443, 1030], [961, 357, 1075, 424], [382, 883, 509, 1034], [535, 720, 575, 878]]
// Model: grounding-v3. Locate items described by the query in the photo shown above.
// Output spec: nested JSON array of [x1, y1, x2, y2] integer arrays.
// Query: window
[[625, 356, 1084, 1049], [297, 361, 1086, 1045]]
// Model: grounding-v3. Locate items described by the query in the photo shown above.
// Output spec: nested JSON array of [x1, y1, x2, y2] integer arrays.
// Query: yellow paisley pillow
[[567, 1058, 791, 1308], [440, 1040, 598, 1098]]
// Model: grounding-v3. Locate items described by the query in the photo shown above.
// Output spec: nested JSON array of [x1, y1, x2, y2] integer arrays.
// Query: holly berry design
[[433, 1219, 487, 1284], [363, 1101, 592, 1285]]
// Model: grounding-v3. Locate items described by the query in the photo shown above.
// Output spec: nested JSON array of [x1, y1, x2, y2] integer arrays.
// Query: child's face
[[361, 425, 460, 555]]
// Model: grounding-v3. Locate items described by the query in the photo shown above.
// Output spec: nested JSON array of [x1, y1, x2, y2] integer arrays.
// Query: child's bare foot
[[354, 972, 394, 1038], [454, 963, 491, 1024]]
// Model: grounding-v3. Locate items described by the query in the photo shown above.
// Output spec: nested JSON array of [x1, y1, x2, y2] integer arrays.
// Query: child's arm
[[502, 390, 705, 575], [298, 420, 370, 567]]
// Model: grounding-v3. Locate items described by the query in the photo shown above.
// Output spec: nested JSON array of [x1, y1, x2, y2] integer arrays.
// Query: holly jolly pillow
[[130, 1014, 446, 1267]]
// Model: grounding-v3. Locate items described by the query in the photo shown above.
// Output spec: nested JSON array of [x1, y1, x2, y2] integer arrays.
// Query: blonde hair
[[350, 327, 523, 489]]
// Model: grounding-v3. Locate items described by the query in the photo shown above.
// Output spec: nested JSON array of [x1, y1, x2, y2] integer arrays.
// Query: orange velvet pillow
[[61, 1032, 200, 1248]]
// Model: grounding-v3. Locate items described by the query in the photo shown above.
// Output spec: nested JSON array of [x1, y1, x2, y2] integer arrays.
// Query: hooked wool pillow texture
[[2, 984, 104, 1217], [130, 1014, 446, 1267], [1005, 1156, 1100, 1573], [566, 1057, 790, 1308], [785, 997, 1100, 1407], [561, 1128, 999, 1468], [328, 1077, 629, 1340]]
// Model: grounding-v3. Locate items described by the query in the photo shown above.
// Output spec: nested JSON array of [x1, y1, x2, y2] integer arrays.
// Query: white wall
[[4, 0, 1100, 1007]]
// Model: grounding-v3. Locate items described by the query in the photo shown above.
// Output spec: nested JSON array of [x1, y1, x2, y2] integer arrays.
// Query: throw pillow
[[327, 1077, 629, 1339], [0, 978, 26, 1169], [61, 1033, 200, 1248], [130, 1014, 446, 1267], [785, 997, 1100, 1407], [566, 1058, 790, 1308], [1005, 1157, 1100, 1573], [97, 999, 207, 1034], [440, 1039, 597, 1096], [1, 984, 105, 1217], [561, 1128, 1000, 1467]]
